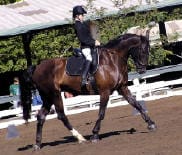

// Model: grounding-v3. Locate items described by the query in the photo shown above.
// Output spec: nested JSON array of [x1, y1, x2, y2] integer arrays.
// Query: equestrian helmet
[[73, 5, 87, 18]]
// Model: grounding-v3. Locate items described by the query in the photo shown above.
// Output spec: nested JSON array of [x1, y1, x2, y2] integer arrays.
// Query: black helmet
[[73, 5, 87, 18]]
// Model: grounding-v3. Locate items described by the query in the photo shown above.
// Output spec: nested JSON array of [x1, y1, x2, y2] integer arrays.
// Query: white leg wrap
[[70, 128, 86, 143]]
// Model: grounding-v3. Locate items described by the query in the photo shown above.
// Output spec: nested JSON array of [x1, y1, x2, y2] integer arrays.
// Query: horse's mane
[[102, 33, 148, 49], [102, 33, 137, 48]]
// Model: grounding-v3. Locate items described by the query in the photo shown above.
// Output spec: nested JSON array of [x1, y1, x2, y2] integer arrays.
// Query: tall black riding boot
[[81, 60, 91, 88]]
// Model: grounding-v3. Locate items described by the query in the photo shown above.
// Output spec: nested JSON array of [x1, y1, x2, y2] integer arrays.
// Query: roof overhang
[[0, 0, 182, 37]]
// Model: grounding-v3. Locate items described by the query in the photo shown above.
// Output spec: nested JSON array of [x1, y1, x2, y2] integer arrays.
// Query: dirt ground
[[0, 96, 182, 155]]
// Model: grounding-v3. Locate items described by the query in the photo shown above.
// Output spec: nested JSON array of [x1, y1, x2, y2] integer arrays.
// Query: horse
[[20, 32, 156, 150]]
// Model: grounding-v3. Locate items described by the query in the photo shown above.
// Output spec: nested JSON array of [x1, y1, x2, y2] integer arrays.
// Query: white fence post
[[132, 78, 142, 100]]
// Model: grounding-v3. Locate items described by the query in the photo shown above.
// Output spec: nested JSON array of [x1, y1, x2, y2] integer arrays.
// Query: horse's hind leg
[[118, 86, 156, 131], [54, 91, 86, 143], [34, 91, 86, 150], [34, 89, 53, 150], [34, 106, 50, 150]]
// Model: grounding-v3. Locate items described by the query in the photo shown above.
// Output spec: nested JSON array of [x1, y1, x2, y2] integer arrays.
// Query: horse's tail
[[19, 65, 36, 122]]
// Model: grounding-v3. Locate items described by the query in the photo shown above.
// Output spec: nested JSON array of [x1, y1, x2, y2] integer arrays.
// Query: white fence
[[0, 64, 182, 129]]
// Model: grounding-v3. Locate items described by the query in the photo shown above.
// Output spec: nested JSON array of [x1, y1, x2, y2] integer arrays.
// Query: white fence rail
[[0, 64, 182, 129]]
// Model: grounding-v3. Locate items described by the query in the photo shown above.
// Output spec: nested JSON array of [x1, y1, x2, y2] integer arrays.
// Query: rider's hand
[[95, 40, 100, 46]]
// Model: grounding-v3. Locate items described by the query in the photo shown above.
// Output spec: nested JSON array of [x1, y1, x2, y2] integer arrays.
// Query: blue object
[[32, 95, 43, 106]]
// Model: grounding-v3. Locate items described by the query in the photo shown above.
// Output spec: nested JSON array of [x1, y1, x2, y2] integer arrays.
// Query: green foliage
[[30, 26, 78, 64], [149, 45, 172, 66], [0, 36, 27, 72], [0, 0, 20, 5]]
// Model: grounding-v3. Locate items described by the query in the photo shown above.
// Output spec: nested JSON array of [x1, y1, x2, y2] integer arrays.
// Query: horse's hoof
[[33, 144, 41, 151], [90, 134, 100, 143], [91, 137, 100, 143], [148, 123, 157, 131]]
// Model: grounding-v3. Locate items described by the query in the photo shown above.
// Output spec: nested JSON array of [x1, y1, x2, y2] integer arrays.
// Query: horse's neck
[[99, 48, 125, 66]]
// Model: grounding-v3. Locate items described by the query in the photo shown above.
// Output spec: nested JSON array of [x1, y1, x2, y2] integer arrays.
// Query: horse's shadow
[[17, 128, 148, 151]]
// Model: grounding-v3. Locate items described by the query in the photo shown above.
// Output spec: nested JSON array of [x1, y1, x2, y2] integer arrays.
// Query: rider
[[72, 5, 100, 88]]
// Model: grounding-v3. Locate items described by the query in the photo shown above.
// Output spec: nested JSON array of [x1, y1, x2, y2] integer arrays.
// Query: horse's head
[[102, 33, 150, 74], [129, 33, 150, 74]]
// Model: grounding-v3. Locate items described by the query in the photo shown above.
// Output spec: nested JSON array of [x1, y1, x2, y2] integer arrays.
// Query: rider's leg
[[81, 48, 92, 86]]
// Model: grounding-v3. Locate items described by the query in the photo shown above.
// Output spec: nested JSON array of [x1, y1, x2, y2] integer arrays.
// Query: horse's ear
[[140, 29, 150, 42], [146, 30, 150, 40]]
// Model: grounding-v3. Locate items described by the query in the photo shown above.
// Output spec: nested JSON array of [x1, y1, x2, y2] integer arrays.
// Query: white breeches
[[82, 48, 92, 61]]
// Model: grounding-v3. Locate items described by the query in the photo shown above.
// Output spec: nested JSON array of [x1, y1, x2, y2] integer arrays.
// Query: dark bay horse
[[20, 32, 156, 150]]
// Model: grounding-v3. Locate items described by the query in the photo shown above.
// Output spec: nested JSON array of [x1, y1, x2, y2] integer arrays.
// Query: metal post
[[158, 21, 168, 46]]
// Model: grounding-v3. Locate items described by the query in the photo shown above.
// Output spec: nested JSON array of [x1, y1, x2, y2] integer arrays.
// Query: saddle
[[66, 48, 99, 94], [66, 48, 99, 76]]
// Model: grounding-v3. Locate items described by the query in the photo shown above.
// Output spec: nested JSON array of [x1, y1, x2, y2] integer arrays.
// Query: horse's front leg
[[34, 107, 49, 150], [118, 86, 156, 131], [91, 90, 110, 142]]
